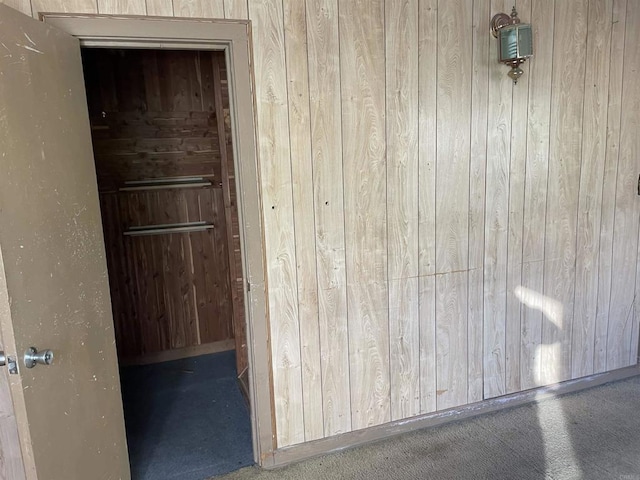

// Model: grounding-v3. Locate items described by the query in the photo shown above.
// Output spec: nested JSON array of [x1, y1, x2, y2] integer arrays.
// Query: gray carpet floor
[[215, 375, 640, 480]]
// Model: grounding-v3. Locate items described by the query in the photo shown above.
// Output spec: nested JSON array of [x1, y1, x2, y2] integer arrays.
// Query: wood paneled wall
[[82, 48, 246, 363], [7, 0, 640, 449]]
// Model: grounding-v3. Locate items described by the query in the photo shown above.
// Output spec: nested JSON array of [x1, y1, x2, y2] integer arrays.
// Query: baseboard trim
[[119, 339, 235, 366], [265, 365, 640, 469]]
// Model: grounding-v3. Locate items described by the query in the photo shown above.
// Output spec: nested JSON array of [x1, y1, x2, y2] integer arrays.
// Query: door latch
[[23, 347, 54, 369], [0, 351, 19, 374]]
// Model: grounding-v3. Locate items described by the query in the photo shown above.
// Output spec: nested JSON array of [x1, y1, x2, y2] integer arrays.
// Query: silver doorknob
[[24, 347, 54, 368]]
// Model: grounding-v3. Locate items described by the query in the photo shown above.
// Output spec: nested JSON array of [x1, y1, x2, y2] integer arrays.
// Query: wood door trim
[[40, 13, 274, 467]]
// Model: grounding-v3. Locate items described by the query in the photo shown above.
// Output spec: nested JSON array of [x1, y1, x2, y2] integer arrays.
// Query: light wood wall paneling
[[305, 0, 351, 437], [339, 0, 390, 429], [173, 0, 224, 18], [283, 0, 324, 442], [97, 0, 146, 14], [467, 0, 490, 404], [0, 0, 30, 14], [417, 0, 437, 415], [30, 0, 97, 17], [224, 0, 247, 19], [594, 0, 626, 374], [386, 0, 420, 421], [520, 0, 555, 390], [146, 0, 173, 16], [483, 0, 513, 399], [504, 0, 531, 394], [607, 0, 640, 371], [541, 0, 588, 385], [435, 0, 472, 410], [248, 0, 304, 447], [571, 0, 612, 379]]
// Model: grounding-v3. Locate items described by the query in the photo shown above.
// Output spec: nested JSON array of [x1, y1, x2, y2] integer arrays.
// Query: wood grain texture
[[468, 0, 490, 404], [85, 49, 237, 361], [386, 0, 420, 421], [97, 0, 146, 14], [541, 0, 588, 385], [173, 0, 224, 18], [483, 0, 512, 399], [248, 0, 304, 447], [571, 0, 612, 379], [30, 0, 97, 17], [594, 0, 626, 374], [283, 0, 323, 442], [504, 0, 531, 394], [213, 53, 248, 375], [224, 0, 248, 19], [435, 0, 472, 409], [339, 0, 390, 430], [520, 0, 555, 390], [10, 0, 640, 450], [305, 0, 351, 437], [0, 0, 30, 15], [417, 0, 437, 414], [607, 0, 640, 371], [145, 0, 173, 16]]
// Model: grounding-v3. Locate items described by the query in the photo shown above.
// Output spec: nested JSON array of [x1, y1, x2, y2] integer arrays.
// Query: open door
[[0, 5, 130, 479]]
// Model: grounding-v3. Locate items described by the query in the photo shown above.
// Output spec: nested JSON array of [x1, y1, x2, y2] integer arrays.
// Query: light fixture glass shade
[[498, 24, 533, 62]]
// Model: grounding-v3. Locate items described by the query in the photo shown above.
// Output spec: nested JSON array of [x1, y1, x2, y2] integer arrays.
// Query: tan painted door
[[0, 5, 130, 480]]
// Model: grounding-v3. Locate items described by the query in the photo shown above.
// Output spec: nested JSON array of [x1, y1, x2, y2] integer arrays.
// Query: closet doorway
[[81, 47, 252, 480]]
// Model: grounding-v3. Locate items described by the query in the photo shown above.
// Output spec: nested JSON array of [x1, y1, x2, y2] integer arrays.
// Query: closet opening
[[80, 47, 252, 480]]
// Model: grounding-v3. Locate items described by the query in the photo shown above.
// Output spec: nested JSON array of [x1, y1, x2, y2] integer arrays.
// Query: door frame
[[40, 13, 275, 466]]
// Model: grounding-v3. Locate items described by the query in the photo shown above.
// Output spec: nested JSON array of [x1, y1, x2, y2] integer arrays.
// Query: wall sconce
[[491, 6, 533, 83]]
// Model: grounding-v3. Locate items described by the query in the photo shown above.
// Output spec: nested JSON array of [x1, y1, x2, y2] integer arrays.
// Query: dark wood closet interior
[[81, 48, 248, 383]]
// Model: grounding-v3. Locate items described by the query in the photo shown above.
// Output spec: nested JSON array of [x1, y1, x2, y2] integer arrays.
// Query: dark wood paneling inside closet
[[82, 49, 246, 370]]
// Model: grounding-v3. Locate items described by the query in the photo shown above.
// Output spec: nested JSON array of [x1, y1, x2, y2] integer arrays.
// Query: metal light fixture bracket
[[490, 6, 533, 84]]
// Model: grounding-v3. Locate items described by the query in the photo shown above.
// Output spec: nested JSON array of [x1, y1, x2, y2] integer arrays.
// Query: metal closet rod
[[119, 177, 212, 191], [123, 221, 214, 236]]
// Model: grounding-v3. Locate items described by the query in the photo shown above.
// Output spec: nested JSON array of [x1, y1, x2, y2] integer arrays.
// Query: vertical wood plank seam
[[467, 0, 472, 403], [417, 0, 422, 412], [511, 0, 532, 392], [279, 0, 306, 440], [569, 0, 592, 377], [539, 0, 557, 379], [434, 0, 439, 406], [383, 0, 393, 417], [301, 0, 325, 439], [604, 0, 629, 371], [480, 0, 490, 401], [594, 0, 620, 372], [336, 0, 353, 425]]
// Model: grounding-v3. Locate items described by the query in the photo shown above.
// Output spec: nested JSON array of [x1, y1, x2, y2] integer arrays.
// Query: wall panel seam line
[[302, 0, 325, 440], [504, 72, 513, 394], [279, 0, 306, 442], [467, 0, 474, 404], [592, 0, 616, 372], [605, 0, 629, 371], [336, 0, 353, 425], [383, 0, 392, 417], [540, 0, 557, 375], [416, 0, 422, 414], [480, 0, 490, 401], [434, 0, 439, 408], [517, 0, 533, 390], [570, 0, 591, 376]]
